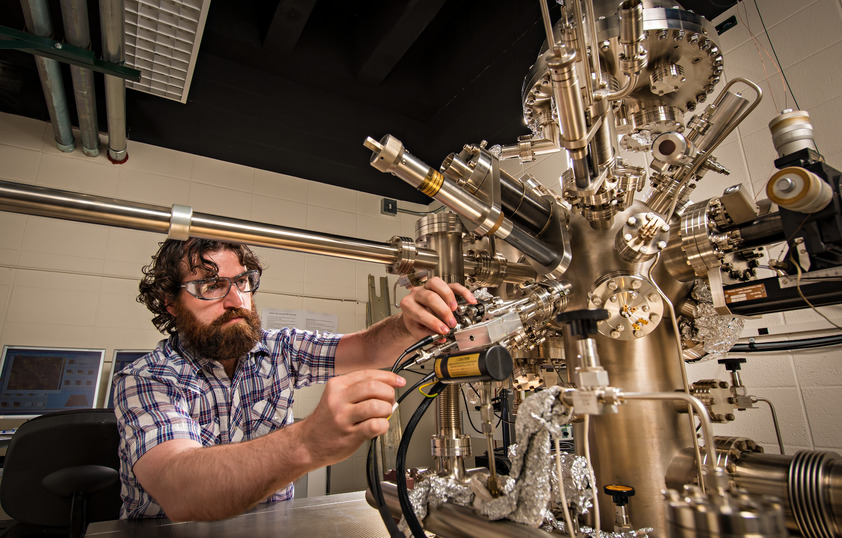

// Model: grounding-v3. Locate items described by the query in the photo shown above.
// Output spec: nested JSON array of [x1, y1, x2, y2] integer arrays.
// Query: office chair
[[0, 409, 121, 537]]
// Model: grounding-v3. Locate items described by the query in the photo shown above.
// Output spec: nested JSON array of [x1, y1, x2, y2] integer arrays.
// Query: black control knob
[[718, 357, 747, 371], [555, 309, 610, 338], [604, 484, 635, 506]]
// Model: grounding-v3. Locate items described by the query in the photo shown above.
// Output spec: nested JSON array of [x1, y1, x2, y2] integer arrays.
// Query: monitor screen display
[[0, 346, 105, 418], [104, 350, 149, 409]]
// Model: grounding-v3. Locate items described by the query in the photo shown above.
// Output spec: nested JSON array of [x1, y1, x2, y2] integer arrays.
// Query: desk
[[86, 491, 389, 537]]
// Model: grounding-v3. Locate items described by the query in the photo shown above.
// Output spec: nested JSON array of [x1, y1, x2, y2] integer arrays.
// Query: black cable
[[367, 439, 403, 537], [396, 381, 444, 537], [367, 371, 437, 537], [729, 333, 842, 352], [752, 0, 801, 111], [398, 372, 436, 405], [394, 353, 421, 374], [392, 335, 436, 373]]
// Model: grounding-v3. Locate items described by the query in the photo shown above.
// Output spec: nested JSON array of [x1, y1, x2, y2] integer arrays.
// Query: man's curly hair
[[138, 239, 264, 334]]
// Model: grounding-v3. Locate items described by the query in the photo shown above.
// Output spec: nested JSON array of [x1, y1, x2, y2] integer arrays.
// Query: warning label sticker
[[724, 283, 767, 303]]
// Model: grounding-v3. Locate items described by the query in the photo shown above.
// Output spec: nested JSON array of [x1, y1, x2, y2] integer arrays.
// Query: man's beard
[[173, 301, 262, 363]]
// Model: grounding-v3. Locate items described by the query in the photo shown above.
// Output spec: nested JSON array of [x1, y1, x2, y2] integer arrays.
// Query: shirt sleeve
[[114, 368, 204, 469], [269, 328, 341, 388]]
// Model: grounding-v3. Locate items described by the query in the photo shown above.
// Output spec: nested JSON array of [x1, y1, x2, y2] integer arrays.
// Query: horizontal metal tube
[[0, 179, 438, 269], [0, 180, 172, 232], [189, 213, 437, 266]]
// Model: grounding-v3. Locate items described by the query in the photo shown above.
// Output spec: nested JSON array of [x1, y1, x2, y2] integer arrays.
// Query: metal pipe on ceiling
[[20, 0, 76, 153], [60, 0, 100, 157], [99, 0, 128, 163]]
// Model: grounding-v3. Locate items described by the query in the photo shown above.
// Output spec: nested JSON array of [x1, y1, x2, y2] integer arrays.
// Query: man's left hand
[[399, 277, 476, 340]]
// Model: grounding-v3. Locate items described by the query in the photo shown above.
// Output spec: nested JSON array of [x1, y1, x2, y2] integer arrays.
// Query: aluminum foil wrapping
[[472, 386, 575, 526], [401, 387, 654, 536], [398, 474, 473, 535], [679, 280, 745, 361]]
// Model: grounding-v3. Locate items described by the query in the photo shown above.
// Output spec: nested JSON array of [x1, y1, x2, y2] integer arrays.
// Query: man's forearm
[[134, 421, 314, 521], [334, 313, 414, 374]]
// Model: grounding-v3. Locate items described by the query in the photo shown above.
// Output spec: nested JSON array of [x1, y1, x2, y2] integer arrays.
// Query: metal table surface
[[86, 491, 390, 537]]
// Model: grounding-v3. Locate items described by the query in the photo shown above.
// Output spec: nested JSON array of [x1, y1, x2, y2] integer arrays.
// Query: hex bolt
[[607, 280, 618, 290], [631, 280, 642, 290], [648, 293, 659, 302], [610, 329, 621, 338], [592, 296, 603, 306], [609, 295, 618, 303], [633, 330, 643, 337], [658, 240, 668, 250], [627, 216, 638, 226], [649, 313, 660, 322]]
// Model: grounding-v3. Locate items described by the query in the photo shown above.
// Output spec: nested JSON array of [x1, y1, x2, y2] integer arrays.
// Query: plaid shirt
[[113, 327, 340, 519]]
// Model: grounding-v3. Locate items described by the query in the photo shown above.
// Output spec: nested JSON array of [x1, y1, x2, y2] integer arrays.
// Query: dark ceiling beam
[[355, 0, 446, 87], [263, 0, 317, 55]]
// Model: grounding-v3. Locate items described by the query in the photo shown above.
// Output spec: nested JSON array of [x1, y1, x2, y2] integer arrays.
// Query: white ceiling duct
[[123, 0, 211, 103]]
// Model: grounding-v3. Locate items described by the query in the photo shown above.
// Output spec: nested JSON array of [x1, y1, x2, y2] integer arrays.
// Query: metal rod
[[756, 397, 786, 455], [0, 179, 439, 269], [584, 0, 603, 89], [621, 391, 726, 496], [649, 253, 709, 494], [570, 0, 593, 106]]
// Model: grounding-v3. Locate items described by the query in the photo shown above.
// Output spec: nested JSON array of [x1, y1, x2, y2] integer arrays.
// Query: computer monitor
[[0, 346, 105, 419], [103, 350, 149, 409]]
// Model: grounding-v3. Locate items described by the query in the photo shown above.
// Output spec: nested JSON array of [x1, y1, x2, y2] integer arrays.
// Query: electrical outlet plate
[[381, 198, 398, 216]]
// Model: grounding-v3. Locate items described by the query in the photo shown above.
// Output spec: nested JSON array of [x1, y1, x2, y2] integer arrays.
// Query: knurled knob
[[604, 484, 635, 506], [718, 357, 747, 371], [555, 309, 610, 338]]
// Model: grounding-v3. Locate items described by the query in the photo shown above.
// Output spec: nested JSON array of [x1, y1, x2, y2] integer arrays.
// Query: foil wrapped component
[[402, 388, 655, 536], [678, 280, 744, 361], [399, 474, 473, 535], [473, 386, 575, 526]]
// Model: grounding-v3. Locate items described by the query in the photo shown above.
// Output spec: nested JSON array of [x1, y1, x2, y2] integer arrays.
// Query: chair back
[[1, 409, 121, 527]]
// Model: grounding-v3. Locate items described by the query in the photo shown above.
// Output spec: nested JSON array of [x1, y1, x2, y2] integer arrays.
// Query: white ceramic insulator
[[766, 167, 833, 213]]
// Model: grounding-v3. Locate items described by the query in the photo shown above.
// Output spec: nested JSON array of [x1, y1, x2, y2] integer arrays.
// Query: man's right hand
[[298, 369, 405, 468]]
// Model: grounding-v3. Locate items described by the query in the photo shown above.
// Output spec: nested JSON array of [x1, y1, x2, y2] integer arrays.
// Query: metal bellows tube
[[667, 445, 842, 536]]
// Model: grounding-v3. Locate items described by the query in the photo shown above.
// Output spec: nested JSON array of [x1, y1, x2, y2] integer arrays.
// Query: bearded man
[[114, 238, 474, 521]]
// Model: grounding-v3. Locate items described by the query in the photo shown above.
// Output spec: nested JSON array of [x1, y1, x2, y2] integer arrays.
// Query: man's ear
[[166, 298, 176, 316]]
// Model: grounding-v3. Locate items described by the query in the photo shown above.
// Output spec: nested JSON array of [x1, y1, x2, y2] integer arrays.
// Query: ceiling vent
[[123, 0, 210, 103]]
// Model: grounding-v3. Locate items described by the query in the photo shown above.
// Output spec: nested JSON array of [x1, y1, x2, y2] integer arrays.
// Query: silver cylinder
[[61, 0, 100, 157], [769, 109, 819, 158], [100, 0, 128, 162], [416, 213, 471, 480], [21, 0, 76, 152], [0, 179, 439, 269]]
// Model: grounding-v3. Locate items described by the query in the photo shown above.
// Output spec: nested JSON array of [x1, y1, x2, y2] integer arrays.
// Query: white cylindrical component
[[769, 109, 818, 158], [766, 167, 833, 213]]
